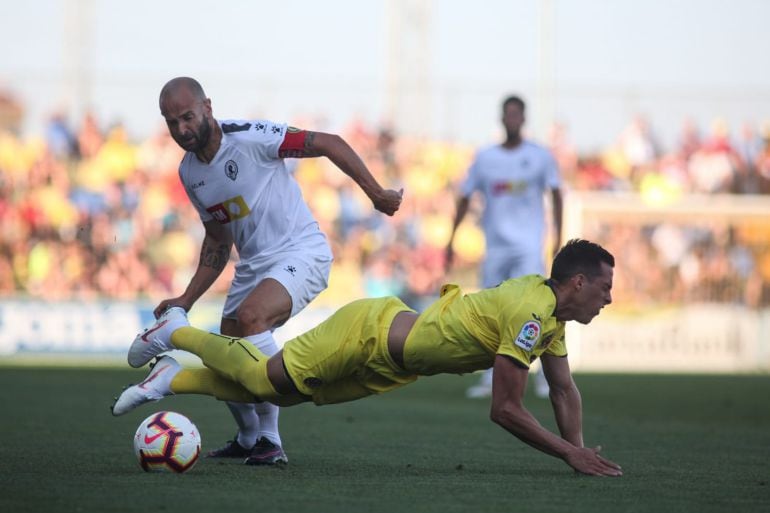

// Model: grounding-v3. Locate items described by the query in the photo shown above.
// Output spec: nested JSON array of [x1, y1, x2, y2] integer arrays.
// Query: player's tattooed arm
[[200, 240, 230, 272], [278, 129, 322, 158]]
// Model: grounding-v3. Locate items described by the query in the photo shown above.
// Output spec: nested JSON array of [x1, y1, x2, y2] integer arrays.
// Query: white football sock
[[478, 368, 494, 388], [245, 331, 282, 447], [533, 366, 550, 398], [227, 402, 259, 449]]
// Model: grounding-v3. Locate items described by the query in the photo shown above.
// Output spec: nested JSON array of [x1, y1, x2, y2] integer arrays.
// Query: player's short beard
[[191, 116, 212, 152]]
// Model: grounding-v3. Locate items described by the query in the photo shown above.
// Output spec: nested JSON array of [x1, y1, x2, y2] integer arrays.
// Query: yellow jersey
[[403, 275, 567, 375]]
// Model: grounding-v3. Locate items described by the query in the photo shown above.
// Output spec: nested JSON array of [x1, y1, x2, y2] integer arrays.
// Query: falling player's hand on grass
[[565, 445, 623, 477]]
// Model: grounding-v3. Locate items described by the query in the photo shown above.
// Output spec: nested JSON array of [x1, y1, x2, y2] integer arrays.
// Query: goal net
[[564, 191, 770, 372]]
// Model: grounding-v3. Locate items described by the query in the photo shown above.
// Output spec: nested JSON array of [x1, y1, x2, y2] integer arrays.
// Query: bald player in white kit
[[151, 77, 403, 465], [445, 95, 563, 400]]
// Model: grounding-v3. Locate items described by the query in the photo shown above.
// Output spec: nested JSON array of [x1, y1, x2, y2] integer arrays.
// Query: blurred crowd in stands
[[1, 92, 770, 309]]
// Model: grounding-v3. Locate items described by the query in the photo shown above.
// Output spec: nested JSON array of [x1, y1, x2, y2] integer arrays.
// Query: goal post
[[564, 191, 770, 373]]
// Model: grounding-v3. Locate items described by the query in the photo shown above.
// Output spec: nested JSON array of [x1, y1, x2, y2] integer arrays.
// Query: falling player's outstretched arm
[[541, 353, 583, 447], [489, 354, 622, 476], [278, 128, 403, 216]]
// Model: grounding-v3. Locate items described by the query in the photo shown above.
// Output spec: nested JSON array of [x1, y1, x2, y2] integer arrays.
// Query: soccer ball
[[133, 411, 201, 473]]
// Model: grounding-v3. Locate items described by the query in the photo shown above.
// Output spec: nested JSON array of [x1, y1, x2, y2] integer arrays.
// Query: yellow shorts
[[282, 297, 418, 405]]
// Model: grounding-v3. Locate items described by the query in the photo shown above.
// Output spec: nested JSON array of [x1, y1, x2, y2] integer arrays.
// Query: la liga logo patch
[[514, 321, 541, 351]]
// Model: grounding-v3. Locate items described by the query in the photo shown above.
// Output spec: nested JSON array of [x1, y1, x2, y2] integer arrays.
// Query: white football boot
[[127, 306, 189, 368], [111, 356, 180, 416]]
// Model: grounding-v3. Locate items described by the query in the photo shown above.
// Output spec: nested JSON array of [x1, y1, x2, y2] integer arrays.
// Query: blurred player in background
[[445, 95, 563, 399], [114, 239, 621, 476], [151, 77, 403, 465]]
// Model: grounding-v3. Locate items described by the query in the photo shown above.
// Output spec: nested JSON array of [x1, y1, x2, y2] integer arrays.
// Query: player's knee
[[236, 308, 272, 335]]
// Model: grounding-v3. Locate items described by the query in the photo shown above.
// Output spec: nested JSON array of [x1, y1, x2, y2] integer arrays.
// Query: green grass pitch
[[0, 367, 768, 513]]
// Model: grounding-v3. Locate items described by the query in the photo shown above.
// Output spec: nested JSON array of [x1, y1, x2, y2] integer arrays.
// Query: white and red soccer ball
[[133, 411, 201, 473]]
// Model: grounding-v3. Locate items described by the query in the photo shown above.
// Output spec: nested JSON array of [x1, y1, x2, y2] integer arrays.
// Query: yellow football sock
[[169, 326, 270, 398], [170, 368, 255, 403], [170, 326, 218, 354]]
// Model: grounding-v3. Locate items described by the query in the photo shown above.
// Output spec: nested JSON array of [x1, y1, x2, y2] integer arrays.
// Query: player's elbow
[[489, 405, 504, 426], [489, 401, 519, 429]]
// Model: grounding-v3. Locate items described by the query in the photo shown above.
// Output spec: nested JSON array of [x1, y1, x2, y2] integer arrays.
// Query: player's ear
[[572, 274, 585, 291]]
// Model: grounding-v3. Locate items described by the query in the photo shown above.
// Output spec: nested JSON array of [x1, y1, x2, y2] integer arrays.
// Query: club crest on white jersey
[[224, 159, 239, 180]]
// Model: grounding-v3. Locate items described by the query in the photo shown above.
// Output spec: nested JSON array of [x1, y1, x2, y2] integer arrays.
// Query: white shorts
[[223, 247, 333, 321], [481, 247, 544, 288]]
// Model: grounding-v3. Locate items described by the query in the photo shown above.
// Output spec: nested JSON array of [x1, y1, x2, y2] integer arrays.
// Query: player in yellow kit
[[113, 239, 621, 476]]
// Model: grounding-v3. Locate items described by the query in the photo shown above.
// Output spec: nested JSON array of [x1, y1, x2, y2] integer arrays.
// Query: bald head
[[159, 77, 216, 155], [159, 77, 207, 107]]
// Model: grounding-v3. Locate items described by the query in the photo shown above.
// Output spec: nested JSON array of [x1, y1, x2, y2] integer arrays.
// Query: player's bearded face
[[174, 114, 211, 152]]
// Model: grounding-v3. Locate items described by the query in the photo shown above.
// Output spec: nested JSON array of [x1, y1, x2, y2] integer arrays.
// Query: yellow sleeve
[[496, 298, 543, 369], [544, 330, 568, 357]]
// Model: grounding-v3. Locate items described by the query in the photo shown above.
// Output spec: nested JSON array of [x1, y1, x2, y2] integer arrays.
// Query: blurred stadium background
[[1, 0, 769, 374]]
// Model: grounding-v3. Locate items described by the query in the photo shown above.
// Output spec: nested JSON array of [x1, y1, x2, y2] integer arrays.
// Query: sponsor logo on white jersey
[[206, 195, 251, 224]]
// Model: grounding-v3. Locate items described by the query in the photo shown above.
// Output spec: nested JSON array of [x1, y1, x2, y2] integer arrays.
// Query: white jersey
[[461, 141, 560, 251], [178, 119, 331, 267]]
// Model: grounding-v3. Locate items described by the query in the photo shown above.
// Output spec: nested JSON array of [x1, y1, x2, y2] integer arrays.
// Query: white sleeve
[[544, 148, 561, 189], [459, 152, 482, 198], [222, 119, 288, 161]]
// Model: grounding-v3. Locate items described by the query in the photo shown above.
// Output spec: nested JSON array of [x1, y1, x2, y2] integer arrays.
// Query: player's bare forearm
[[451, 196, 470, 234], [200, 236, 231, 273], [541, 355, 582, 446], [491, 357, 577, 458], [312, 132, 377, 190], [308, 132, 402, 215], [446, 196, 471, 271], [155, 231, 231, 317], [182, 235, 231, 305], [491, 399, 577, 459], [551, 188, 563, 252], [490, 355, 620, 475], [493, 403, 621, 476], [549, 383, 584, 448]]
